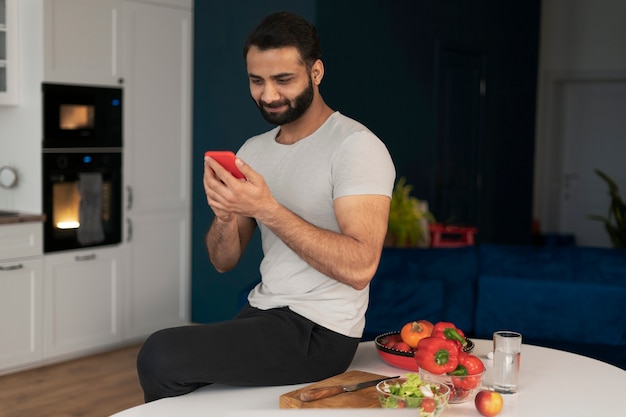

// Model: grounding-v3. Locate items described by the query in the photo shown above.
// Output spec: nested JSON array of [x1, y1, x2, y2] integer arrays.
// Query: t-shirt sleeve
[[331, 131, 396, 199]]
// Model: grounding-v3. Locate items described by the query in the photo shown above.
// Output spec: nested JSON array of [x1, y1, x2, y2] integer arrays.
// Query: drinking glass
[[493, 330, 522, 394]]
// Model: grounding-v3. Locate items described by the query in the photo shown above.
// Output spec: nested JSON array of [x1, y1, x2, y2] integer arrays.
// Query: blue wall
[[191, 0, 539, 323], [191, 1, 316, 322], [314, 0, 539, 245]]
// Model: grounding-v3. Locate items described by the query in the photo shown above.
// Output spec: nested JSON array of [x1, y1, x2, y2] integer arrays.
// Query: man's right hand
[[203, 155, 257, 271], [203, 156, 239, 221]]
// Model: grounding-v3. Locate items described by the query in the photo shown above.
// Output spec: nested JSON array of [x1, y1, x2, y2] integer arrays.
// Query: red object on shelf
[[429, 224, 478, 248]]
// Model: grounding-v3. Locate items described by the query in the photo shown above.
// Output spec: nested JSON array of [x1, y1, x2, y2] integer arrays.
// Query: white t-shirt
[[237, 112, 396, 337]]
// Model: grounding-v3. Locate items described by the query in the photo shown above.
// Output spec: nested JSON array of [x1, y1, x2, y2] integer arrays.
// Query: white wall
[[0, 0, 43, 212], [538, 0, 626, 71], [533, 0, 626, 241]]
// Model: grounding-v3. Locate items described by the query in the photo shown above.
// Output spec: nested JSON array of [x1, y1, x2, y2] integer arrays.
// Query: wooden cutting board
[[279, 370, 393, 408]]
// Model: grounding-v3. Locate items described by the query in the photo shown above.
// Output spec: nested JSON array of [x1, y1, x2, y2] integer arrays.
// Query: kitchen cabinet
[[122, 212, 189, 337], [29, 0, 192, 366], [122, 0, 191, 338], [43, 246, 123, 359], [43, 0, 123, 87], [0, 222, 43, 373], [0, 0, 19, 105]]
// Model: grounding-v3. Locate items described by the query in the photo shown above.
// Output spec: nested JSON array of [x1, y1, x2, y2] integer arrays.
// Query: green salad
[[379, 373, 448, 415]]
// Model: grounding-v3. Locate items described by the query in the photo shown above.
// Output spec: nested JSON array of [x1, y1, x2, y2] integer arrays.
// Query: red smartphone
[[204, 151, 245, 179]]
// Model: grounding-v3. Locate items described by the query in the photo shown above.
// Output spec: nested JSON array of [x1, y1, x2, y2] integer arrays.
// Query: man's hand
[[204, 156, 258, 272], [204, 156, 239, 222], [204, 155, 278, 220]]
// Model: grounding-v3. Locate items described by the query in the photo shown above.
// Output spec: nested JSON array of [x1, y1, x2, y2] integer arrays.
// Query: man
[[136, 11, 395, 402]]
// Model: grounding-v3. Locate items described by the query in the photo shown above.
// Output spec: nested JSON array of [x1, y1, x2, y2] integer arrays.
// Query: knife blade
[[298, 375, 400, 402]]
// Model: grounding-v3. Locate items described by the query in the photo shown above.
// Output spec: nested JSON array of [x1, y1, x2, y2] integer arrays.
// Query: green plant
[[386, 177, 435, 247], [588, 169, 626, 248]]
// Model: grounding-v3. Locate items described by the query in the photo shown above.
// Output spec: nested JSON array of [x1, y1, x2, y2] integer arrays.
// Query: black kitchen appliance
[[42, 152, 122, 253], [42, 83, 122, 150], [42, 83, 123, 253]]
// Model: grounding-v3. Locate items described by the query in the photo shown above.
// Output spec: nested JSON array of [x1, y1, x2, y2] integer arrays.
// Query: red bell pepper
[[432, 321, 459, 334], [414, 337, 459, 374], [448, 351, 485, 389], [431, 321, 468, 348]]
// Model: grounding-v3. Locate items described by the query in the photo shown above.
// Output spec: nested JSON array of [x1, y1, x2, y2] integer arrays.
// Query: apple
[[474, 390, 503, 417]]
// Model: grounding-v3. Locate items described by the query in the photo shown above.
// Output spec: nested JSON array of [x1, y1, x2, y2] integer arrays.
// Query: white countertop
[[111, 339, 626, 417]]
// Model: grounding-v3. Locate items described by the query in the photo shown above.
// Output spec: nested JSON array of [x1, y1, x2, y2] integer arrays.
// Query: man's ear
[[311, 59, 324, 85]]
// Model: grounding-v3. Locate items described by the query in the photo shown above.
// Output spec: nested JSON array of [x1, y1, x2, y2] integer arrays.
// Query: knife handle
[[299, 385, 345, 402]]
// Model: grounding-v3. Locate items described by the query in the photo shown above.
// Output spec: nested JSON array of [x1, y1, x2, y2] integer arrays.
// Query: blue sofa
[[364, 244, 626, 370]]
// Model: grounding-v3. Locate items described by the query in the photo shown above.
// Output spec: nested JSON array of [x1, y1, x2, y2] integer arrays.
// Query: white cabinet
[[43, 0, 123, 86], [123, 212, 189, 337], [43, 246, 122, 359], [0, 223, 43, 372], [0, 0, 19, 105], [122, 0, 191, 338], [0, 220, 42, 260], [43, 0, 192, 88], [123, 1, 192, 213], [0, 259, 43, 371]]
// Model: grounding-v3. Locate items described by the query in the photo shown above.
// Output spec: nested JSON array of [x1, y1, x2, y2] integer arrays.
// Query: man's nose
[[261, 83, 280, 104]]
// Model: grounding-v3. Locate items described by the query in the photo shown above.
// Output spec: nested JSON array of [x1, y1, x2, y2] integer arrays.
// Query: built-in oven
[[42, 83, 122, 150], [42, 152, 122, 253], [42, 83, 123, 253]]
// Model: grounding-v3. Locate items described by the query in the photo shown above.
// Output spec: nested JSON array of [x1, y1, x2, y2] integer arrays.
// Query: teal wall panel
[[191, 1, 316, 323], [191, 0, 540, 323]]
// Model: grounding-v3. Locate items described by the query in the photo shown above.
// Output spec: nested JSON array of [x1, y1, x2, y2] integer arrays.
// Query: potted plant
[[385, 177, 435, 247], [588, 169, 626, 248]]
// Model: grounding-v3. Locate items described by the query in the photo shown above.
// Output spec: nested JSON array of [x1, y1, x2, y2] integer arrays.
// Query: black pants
[[136, 304, 360, 402]]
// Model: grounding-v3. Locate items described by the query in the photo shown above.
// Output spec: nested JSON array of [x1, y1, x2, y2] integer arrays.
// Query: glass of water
[[493, 330, 522, 394]]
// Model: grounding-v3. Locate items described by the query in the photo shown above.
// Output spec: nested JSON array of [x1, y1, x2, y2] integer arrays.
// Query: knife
[[298, 375, 400, 402]]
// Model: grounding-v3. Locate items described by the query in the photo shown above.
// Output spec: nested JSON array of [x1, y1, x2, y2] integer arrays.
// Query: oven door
[[43, 152, 122, 253], [42, 83, 123, 149]]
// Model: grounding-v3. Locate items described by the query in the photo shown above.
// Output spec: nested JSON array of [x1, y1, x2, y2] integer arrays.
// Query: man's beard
[[255, 79, 314, 126]]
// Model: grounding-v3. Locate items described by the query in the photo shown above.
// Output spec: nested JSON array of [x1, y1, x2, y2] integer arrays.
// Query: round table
[[111, 339, 626, 417]]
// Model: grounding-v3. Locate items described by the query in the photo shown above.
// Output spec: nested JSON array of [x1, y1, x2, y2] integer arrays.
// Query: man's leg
[[136, 305, 359, 402]]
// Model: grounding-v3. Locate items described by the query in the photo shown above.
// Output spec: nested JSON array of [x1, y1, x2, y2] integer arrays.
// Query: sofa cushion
[[363, 246, 478, 340], [474, 275, 626, 345], [475, 244, 626, 346], [478, 244, 626, 283]]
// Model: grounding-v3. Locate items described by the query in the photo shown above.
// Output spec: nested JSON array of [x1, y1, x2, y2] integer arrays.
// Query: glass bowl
[[418, 367, 485, 403], [376, 377, 450, 416]]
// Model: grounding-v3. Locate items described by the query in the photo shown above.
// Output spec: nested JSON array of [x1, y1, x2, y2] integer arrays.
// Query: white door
[[124, 212, 189, 337], [122, 1, 192, 213], [122, 1, 191, 338], [43, 247, 122, 359], [44, 0, 123, 86], [558, 80, 626, 247], [0, 259, 43, 370]]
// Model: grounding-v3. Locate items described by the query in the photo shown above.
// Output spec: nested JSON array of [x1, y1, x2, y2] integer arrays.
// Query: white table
[[111, 339, 626, 417]]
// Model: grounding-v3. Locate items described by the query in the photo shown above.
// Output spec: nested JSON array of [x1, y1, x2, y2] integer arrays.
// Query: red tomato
[[421, 398, 436, 412], [400, 320, 434, 348], [380, 334, 402, 349], [393, 341, 412, 352], [450, 387, 470, 402]]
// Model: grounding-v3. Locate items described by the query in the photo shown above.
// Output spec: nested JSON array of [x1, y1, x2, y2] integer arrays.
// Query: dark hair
[[243, 11, 322, 69]]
